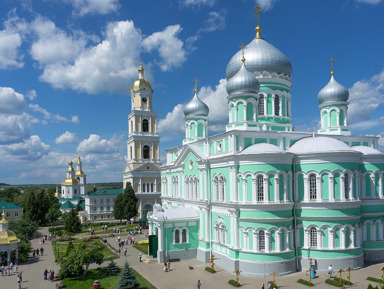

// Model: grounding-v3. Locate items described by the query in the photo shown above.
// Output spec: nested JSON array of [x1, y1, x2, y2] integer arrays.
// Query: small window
[[142, 119, 149, 132], [309, 174, 317, 200], [174, 229, 180, 244], [274, 95, 280, 116], [258, 94, 264, 115], [143, 145, 150, 159], [182, 229, 187, 243], [100, 199, 103, 203], [14, 212, 19, 217], [94, 216, 97, 220], [310, 227, 317, 247], [259, 231, 265, 251], [344, 173, 349, 199], [6, 212, 10, 217], [257, 175, 264, 201], [101, 215, 104, 219]]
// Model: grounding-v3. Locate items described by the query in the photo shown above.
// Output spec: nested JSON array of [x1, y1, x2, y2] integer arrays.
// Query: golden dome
[[61, 177, 80, 186], [0, 230, 20, 245], [132, 78, 153, 92], [75, 170, 85, 176]]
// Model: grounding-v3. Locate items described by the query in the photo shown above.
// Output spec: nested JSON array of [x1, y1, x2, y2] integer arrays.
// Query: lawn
[[52, 239, 118, 262], [62, 267, 156, 289]]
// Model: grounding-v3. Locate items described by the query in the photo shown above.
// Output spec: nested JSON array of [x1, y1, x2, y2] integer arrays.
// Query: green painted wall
[[269, 175, 275, 201], [334, 173, 340, 199], [322, 174, 329, 199], [237, 102, 244, 121], [330, 109, 337, 126], [247, 102, 253, 121]]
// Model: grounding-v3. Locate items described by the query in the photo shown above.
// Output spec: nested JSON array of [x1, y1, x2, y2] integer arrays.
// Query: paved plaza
[[1, 226, 383, 289]]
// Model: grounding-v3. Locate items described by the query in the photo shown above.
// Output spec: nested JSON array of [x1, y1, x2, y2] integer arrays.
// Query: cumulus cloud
[[67, 0, 119, 16], [55, 131, 78, 144], [1, 135, 50, 161], [348, 70, 384, 128], [77, 134, 122, 154], [29, 104, 79, 123], [143, 25, 187, 71], [25, 89, 37, 100], [158, 79, 228, 134], [356, 0, 382, 4], [0, 87, 26, 114], [258, 0, 278, 11]]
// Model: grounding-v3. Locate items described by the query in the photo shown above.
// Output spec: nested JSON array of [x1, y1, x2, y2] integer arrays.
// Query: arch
[[197, 122, 204, 137], [142, 119, 149, 132], [259, 230, 265, 251], [143, 145, 150, 159], [257, 174, 264, 202], [322, 110, 329, 127], [330, 109, 337, 126], [174, 228, 180, 244], [339, 109, 345, 126], [310, 227, 317, 247]]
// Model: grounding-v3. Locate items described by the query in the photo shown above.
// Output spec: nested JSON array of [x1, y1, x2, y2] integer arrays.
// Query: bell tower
[[123, 59, 162, 218]]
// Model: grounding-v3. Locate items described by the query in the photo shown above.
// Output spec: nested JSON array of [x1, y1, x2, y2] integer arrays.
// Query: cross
[[345, 266, 351, 282], [305, 267, 312, 282], [239, 43, 247, 63], [336, 268, 344, 284], [233, 268, 242, 285], [252, 4, 264, 27], [193, 77, 199, 93], [381, 266, 384, 280], [208, 254, 218, 270], [269, 271, 279, 286], [329, 57, 335, 75]]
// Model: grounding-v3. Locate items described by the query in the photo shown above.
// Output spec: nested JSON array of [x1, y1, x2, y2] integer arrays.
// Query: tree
[[113, 183, 138, 221], [117, 262, 139, 289], [63, 209, 82, 233], [105, 260, 120, 276], [46, 204, 62, 227]]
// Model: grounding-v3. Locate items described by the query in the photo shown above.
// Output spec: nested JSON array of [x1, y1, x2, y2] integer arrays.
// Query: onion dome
[[226, 60, 260, 96], [239, 143, 287, 155], [0, 209, 20, 245], [318, 75, 349, 105], [132, 61, 153, 93], [226, 38, 292, 80], [289, 136, 358, 154], [184, 91, 209, 117], [66, 160, 74, 172]]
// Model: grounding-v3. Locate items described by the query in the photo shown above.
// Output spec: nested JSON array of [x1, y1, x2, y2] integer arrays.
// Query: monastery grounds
[[1, 225, 384, 289]]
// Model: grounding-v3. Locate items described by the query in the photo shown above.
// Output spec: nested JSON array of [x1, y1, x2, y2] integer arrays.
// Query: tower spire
[[329, 57, 335, 76], [138, 57, 144, 78], [193, 77, 199, 93], [253, 4, 264, 39], [239, 43, 247, 63]]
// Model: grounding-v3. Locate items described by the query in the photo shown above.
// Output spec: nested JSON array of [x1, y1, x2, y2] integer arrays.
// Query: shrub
[[325, 278, 352, 287], [205, 267, 216, 273], [105, 260, 120, 276], [367, 277, 384, 284], [297, 279, 314, 286], [228, 279, 241, 287]]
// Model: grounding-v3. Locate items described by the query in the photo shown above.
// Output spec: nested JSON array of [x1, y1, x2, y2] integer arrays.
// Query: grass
[[297, 278, 314, 287], [228, 279, 242, 287], [61, 267, 156, 289], [205, 267, 216, 273], [81, 224, 138, 234], [367, 277, 384, 284], [325, 278, 353, 287]]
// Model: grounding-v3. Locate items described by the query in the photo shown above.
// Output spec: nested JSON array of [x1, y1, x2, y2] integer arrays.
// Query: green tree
[[117, 262, 139, 289], [45, 204, 62, 227], [113, 183, 138, 221], [105, 260, 120, 276], [63, 209, 82, 233], [78, 242, 104, 277], [8, 212, 38, 240]]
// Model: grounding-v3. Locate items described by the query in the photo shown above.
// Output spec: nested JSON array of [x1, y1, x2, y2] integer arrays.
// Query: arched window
[[174, 229, 180, 244], [74, 189, 77, 194], [274, 94, 280, 116], [257, 175, 264, 201], [142, 119, 149, 132], [193, 177, 198, 199], [182, 228, 187, 243], [259, 230, 265, 251], [310, 227, 317, 247], [143, 145, 150, 159], [214, 223, 226, 244], [309, 174, 317, 200], [258, 94, 264, 115], [172, 177, 179, 197], [220, 224, 226, 244], [220, 175, 225, 202], [130, 120, 133, 133], [344, 173, 349, 199], [213, 176, 219, 201]]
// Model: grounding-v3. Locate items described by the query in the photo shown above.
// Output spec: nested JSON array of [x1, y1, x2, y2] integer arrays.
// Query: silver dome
[[226, 38, 292, 79], [226, 61, 260, 96], [318, 75, 349, 105], [184, 92, 209, 117]]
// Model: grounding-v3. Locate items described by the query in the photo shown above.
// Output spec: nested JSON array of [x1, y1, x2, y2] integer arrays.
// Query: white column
[[139, 200, 142, 217], [139, 178, 142, 193], [252, 178, 257, 204], [329, 230, 335, 249], [205, 208, 210, 242], [379, 174, 383, 199], [271, 95, 276, 116], [318, 230, 323, 249], [276, 231, 281, 252], [230, 209, 239, 249], [304, 176, 309, 202], [244, 231, 249, 251], [340, 228, 346, 249], [285, 231, 289, 251], [304, 229, 310, 248], [350, 229, 355, 248], [158, 225, 163, 251], [316, 176, 322, 201], [284, 174, 288, 202], [350, 174, 355, 200], [370, 175, 375, 198], [274, 175, 280, 203], [242, 179, 247, 203], [139, 141, 142, 159], [329, 176, 335, 201], [264, 177, 269, 203], [254, 232, 259, 252], [265, 232, 271, 253], [340, 175, 345, 201]]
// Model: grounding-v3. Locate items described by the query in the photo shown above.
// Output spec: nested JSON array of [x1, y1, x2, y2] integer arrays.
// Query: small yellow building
[[0, 201, 23, 222]]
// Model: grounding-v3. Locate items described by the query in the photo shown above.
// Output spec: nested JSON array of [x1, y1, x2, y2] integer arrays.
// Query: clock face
[[142, 97, 147, 103]]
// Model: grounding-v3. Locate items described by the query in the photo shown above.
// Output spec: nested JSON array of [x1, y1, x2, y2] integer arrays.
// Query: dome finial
[[329, 57, 335, 76], [239, 43, 247, 63], [253, 4, 264, 39], [1, 206, 5, 219], [193, 77, 199, 93], [138, 57, 144, 78]]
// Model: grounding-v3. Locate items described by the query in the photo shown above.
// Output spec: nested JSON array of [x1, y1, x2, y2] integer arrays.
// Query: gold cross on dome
[[253, 4, 264, 27], [193, 77, 199, 93], [329, 57, 335, 75], [239, 43, 247, 63]]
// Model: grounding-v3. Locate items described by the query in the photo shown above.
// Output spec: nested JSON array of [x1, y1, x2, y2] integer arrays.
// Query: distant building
[[0, 201, 23, 222], [0, 208, 20, 264]]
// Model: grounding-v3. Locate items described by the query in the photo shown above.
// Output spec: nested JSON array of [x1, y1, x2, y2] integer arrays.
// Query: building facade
[[123, 61, 162, 219], [148, 9, 384, 277], [0, 201, 23, 222]]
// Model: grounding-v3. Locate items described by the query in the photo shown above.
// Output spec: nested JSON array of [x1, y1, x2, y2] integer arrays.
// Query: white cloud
[[1, 135, 50, 161], [180, 0, 215, 6], [142, 25, 187, 72], [348, 70, 384, 125], [25, 89, 37, 100], [30, 17, 90, 65], [77, 134, 122, 154], [67, 0, 119, 16], [29, 104, 79, 123], [0, 113, 31, 145], [55, 131, 78, 144], [158, 79, 228, 134], [0, 87, 26, 114], [356, 0, 382, 4], [257, 0, 278, 11]]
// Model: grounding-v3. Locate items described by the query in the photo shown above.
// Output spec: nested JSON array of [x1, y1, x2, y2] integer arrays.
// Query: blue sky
[[1, 0, 384, 185]]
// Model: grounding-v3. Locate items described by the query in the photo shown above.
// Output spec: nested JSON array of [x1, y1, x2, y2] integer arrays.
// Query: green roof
[[0, 201, 23, 210], [78, 200, 85, 209], [88, 188, 124, 196], [60, 201, 76, 209], [59, 197, 80, 200]]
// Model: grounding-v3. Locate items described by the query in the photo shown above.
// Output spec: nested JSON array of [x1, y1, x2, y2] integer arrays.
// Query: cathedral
[[147, 6, 384, 277]]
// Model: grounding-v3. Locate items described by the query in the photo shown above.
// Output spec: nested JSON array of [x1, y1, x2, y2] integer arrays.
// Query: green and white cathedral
[[147, 10, 384, 277]]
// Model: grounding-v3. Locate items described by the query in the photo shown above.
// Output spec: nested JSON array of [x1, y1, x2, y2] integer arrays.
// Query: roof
[[353, 146, 384, 155], [288, 136, 358, 155], [239, 143, 286, 155], [153, 206, 198, 222], [60, 200, 76, 209], [0, 201, 23, 210], [88, 188, 124, 196], [78, 200, 85, 209]]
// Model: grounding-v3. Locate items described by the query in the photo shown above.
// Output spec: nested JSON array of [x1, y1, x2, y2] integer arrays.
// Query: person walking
[[328, 265, 333, 278], [138, 253, 142, 262], [17, 280, 21, 289], [40, 247, 44, 256], [123, 247, 127, 256], [197, 280, 201, 289], [167, 261, 171, 271]]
